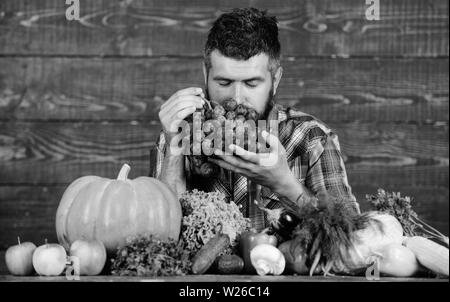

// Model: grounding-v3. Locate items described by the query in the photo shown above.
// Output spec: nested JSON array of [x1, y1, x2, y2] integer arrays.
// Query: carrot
[[403, 236, 449, 277], [191, 233, 230, 275]]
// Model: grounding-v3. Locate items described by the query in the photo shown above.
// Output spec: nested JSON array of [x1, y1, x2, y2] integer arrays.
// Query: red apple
[[69, 239, 106, 275], [5, 237, 36, 276], [32, 241, 67, 276]]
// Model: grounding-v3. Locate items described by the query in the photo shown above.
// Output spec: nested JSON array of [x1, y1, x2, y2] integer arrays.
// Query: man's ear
[[272, 66, 283, 95], [202, 63, 208, 86]]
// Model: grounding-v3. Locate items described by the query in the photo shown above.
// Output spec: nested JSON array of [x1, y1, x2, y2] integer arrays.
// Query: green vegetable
[[216, 254, 244, 274], [110, 235, 191, 276], [291, 191, 373, 276], [191, 233, 230, 275], [180, 190, 250, 257], [366, 189, 449, 246]]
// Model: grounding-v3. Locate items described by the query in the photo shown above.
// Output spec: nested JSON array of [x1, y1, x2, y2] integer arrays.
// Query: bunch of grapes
[[184, 98, 262, 177]]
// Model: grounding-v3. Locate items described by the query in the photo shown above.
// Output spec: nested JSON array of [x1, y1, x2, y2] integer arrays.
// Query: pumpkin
[[55, 163, 181, 254]]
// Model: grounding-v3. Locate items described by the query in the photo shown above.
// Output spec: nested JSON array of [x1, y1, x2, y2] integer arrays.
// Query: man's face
[[204, 50, 281, 116]]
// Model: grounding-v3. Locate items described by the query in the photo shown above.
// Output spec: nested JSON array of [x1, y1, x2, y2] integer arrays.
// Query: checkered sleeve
[[305, 129, 360, 213]]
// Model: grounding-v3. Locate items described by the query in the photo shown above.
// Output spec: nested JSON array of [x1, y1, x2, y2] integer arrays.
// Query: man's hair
[[204, 8, 281, 76]]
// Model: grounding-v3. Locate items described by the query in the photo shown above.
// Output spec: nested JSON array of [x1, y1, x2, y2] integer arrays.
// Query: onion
[[333, 212, 404, 274], [375, 243, 420, 277]]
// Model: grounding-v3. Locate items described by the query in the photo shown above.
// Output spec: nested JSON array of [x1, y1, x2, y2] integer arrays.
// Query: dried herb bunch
[[291, 191, 374, 275], [110, 234, 191, 276]]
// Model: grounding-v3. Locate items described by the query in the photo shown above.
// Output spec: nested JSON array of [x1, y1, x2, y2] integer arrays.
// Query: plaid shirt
[[150, 103, 359, 231]]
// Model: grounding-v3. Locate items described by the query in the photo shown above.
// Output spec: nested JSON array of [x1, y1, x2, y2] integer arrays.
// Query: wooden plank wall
[[0, 0, 448, 260]]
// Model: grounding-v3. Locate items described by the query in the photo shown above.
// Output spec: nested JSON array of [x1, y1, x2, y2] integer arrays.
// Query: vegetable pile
[[109, 190, 250, 276], [258, 188, 449, 278], [185, 98, 263, 177], [106, 188, 448, 279]]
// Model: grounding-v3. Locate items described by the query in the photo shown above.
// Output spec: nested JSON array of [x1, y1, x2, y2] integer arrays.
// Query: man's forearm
[[159, 151, 186, 199], [274, 174, 317, 210]]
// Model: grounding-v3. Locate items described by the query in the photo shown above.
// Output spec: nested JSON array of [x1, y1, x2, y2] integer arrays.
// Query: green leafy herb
[[291, 191, 373, 276], [366, 189, 449, 246], [110, 235, 191, 276]]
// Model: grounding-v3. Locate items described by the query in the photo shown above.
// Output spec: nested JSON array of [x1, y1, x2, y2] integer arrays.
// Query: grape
[[225, 111, 236, 120], [199, 162, 219, 177], [246, 109, 259, 121], [184, 98, 264, 176], [213, 104, 226, 117], [203, 120, 216, 135], [216, 115, 226, 126], [202, 138, 215, 156], [224, 99, 238, 111], [235, 104, 247, 115], [235, 114, 246, 123], [205, 109, 215, 120]]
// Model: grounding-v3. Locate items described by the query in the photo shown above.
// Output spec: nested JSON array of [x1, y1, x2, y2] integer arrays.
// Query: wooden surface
[[0, 0, 448, 56], [0, 0, 448, 254], [0, 249, 446, 282], [0, 274, 447, 283], [0, 57, 448, 122]]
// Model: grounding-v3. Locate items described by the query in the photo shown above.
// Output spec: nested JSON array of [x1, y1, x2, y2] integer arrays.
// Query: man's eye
[[245, 81, 258, 88], [218, 81, 231, 86]]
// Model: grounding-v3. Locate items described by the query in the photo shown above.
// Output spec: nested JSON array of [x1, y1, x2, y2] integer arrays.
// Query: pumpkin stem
[[17, 236, 21, 245], [117, 163, 131, 181]]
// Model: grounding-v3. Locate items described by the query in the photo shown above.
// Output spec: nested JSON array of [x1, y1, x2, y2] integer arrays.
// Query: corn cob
[[403, 236, 449, 277]]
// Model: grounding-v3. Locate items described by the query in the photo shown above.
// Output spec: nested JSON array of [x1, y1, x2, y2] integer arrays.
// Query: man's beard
[[204, 86, 276, 120]]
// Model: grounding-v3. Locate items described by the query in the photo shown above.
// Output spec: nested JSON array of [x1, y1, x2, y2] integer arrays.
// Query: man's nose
[[233, 84, 244, 104]]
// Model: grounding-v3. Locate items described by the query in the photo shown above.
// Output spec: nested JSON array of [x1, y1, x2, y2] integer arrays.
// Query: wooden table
[[0, 274, 447, 282]]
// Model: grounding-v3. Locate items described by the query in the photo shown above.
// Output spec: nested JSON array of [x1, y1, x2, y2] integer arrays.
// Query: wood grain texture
[[0, 121, 447, 184], [0, 0, 448, 56], [0, 121, 160, 184], [1, 57, 448, 122]]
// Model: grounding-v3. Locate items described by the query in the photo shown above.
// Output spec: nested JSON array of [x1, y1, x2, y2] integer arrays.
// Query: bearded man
[[152, 8, 359, 230]]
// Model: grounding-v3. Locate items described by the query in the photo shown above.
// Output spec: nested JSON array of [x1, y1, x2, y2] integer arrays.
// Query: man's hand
[[158, 87, 204, 198], [158, 87, 205, 144], [209, 130, 300, 197]]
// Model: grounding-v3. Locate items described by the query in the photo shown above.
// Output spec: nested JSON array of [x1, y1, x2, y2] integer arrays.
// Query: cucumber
[[216, 254, 244, 274], [191, 233, 230, 275]]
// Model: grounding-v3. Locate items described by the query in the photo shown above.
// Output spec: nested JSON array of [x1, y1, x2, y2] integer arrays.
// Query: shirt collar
[[266, 103, 286, 123]]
